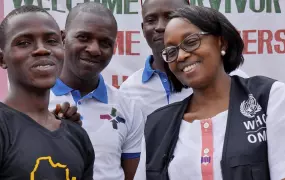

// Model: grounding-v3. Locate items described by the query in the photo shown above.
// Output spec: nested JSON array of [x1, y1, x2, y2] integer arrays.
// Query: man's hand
[[52, 102, 82, 126]]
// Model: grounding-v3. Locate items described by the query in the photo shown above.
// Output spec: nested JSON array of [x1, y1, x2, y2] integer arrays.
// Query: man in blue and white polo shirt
[[49, 2, 144, 180], [119, 0, 249, 118]]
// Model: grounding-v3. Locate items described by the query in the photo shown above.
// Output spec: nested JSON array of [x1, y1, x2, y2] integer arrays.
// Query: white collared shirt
[[49, 75, 144, 180]]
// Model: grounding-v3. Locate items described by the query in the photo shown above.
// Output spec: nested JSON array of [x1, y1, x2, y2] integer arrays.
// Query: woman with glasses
[[134, 5, 285, 180]]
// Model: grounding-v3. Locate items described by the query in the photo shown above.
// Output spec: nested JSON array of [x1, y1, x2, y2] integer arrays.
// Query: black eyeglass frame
[[161, 31, 210, 63]]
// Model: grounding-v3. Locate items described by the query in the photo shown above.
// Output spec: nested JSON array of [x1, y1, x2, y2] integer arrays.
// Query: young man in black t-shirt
[[0, 5, 94, 179]]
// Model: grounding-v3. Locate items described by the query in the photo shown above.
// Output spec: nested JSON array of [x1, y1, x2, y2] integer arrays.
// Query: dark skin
[[0, 15, 80, 125], [141, 0, 188, 72], [0, 12, 64, 130], [60, 11, 138, 179], [60, 12, 116, 96], [164, 18, 231, 122], [121, 159, 140, 180], [53, 102, 82, 126]]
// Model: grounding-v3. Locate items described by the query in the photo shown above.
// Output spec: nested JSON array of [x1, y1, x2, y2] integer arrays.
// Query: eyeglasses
[[161, 32, 209, 63]]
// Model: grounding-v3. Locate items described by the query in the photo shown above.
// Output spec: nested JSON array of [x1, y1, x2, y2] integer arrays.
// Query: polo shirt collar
[[51, 74, 108, 104], [142, 55, 156, 83]]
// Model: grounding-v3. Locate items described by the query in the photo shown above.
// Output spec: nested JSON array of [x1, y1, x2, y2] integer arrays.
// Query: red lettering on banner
[[126, 31, 140, 56], [112, 75, 128, 89], [114, 31, 140, 56], [240, 29, 285, 55], [258, 30, 273, 54], [274, 30, 285, 54], [242, 30, 257, 54], [114, 31, 124, 55]]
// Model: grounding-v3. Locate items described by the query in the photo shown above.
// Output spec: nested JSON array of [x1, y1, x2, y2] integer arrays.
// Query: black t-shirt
[[0, 102, 95, 180]]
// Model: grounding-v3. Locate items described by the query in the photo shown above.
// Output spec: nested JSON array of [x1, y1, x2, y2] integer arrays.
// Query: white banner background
[[3, 0, 285, 91]]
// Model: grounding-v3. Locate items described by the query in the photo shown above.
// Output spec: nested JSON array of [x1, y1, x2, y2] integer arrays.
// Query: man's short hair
[[0, 5, 52, 49], [141, 0, 190, 8], [65, 2, 117, 30]]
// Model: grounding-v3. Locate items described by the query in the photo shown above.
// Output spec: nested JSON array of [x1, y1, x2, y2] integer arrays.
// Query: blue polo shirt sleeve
[[121, 99, 145, 160]]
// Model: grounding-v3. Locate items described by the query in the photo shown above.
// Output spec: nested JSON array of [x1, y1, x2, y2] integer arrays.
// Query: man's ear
[[0, 49, 7, 69], [61, 30, 66, 47], [141, 22, 146, 38]]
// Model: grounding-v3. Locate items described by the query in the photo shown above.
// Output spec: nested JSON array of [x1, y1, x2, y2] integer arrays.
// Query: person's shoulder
[[144, 97, 189, 140], [119, 68, 144, 89], [149, 98, 186, 116], [234, 75, 284, 110], [0, 103, 20, 142], [105, 82, 144, 119], [104, 87, 144, 125], [0, 103, 21, 123], [105, 83, 123, 101], [63, 120, 88, 136], [62, 120, 94, 167], [233, 75, 276, 87], [146, 97, 188, 125], [0, 102, 13, 114], [0, 103, 9, 118], [0, 103, 9, 128], [105, 83, 133, 103], [62, 120, 91, 150], [230, 68, 249, 78], [123, 68, 145, 83], [272, 81, 285, 88], [266, 81, 285, 121], [269, 81, 285, 96], [112, 88, 139, 109]]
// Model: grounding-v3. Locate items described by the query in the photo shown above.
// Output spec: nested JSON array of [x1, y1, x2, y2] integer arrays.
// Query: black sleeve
[[0, 121, 4, 166], [0, 110, 9, 169], [82, 136, 95, 180]]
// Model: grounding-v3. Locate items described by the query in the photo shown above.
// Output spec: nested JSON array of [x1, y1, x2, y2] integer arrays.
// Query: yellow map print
[[30, 156, 76, 180]]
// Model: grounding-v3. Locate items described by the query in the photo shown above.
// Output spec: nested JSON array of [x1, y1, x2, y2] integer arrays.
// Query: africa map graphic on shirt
[[30, 156, 76, 180], [100, 108, 126, 129]]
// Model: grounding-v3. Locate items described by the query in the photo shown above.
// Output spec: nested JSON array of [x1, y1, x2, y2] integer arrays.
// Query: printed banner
[[0, 0, 284, 101]]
